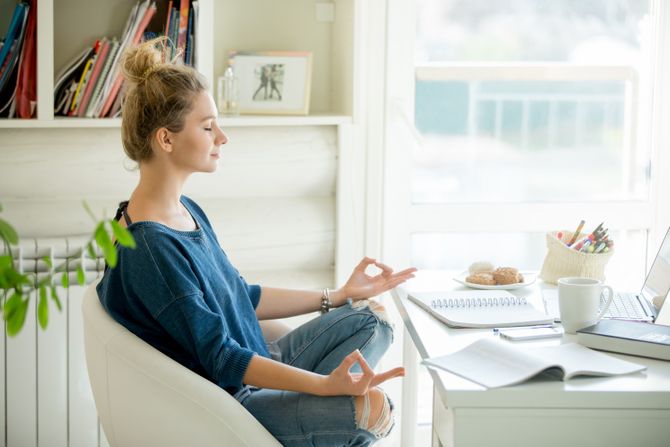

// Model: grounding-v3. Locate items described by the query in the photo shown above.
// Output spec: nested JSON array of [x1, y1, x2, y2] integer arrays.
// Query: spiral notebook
[[408, 290, 554, 328]]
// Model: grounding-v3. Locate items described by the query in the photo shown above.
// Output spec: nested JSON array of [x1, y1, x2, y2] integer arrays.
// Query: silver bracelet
[[320, 288, 331, 314]]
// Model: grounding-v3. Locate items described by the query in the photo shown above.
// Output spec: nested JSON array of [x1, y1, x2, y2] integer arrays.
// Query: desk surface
[[392, 270, 670, 410]]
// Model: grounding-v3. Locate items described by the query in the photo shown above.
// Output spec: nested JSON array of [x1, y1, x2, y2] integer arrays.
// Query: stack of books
[[0, 0, 37, 119], [54, 0, 199, 118]]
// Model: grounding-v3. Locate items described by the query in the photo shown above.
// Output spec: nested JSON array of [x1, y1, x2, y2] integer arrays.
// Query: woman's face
[[168, 91, 227, 173]]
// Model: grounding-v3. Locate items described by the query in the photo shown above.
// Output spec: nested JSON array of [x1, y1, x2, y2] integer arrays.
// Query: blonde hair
[[120, 37, 207, 162]]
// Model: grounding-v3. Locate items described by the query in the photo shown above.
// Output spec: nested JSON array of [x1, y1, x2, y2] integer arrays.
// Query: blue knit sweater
[[97, 196, 269, 395]]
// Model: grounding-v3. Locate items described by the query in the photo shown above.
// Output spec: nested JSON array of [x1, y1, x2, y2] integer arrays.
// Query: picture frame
[[229, 51, 313, 115]]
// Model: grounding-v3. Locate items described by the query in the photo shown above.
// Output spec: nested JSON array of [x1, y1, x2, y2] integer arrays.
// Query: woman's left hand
[[333, 257, 416, 305]]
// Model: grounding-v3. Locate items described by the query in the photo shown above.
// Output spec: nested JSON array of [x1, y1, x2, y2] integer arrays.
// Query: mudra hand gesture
[[335, 257, 417, 304], [322, 349, 405, 396]]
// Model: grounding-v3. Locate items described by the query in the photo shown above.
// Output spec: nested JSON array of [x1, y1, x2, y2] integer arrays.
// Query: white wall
[[0, 125, 338, 287]]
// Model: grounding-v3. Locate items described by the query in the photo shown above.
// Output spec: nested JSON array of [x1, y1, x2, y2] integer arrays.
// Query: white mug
[[557, 277, 614, 334]]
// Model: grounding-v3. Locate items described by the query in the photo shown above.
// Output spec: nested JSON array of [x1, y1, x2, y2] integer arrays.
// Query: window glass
[[413, 79, 645, 203], [416, 0, 650, 63], [413, 0, 651, 204], [410, 230, 647, 290]]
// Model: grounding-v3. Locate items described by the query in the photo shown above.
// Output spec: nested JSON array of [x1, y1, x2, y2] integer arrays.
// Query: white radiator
[[3, 237, 109, 447]]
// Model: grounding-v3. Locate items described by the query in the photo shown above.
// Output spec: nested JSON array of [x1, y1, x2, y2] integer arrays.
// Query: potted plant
[[0, 202, 135, 336]]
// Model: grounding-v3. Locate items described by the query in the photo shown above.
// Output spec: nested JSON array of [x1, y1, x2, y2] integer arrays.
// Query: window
[[382, 1, 670, 444]]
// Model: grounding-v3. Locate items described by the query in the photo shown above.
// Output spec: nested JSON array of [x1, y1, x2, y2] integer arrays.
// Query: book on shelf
[[86, 39, 120, 117], [54, 47, 94, 115], [99, 0, 157, 117], [77, 39, 111, 117], [14, 0, 37, 118], [68, 52, 96, 115], [577, 319, 670, 361], [0, 3, 28, 76], [408, 290, 554, 328], [177, 0, 189, 61], [0, 1, 35, 119], [53, 0, 200, 119], [423, 338, 646, 389]]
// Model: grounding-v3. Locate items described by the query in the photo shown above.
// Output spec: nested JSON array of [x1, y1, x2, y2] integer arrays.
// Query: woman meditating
[[97, 37, 416, 446]]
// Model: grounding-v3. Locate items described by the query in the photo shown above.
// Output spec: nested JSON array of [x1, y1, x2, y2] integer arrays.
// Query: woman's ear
[[154, 128, 173, 153]]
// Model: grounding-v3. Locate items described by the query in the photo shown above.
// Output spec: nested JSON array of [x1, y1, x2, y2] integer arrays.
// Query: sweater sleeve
[[156, 294, 256, 389]]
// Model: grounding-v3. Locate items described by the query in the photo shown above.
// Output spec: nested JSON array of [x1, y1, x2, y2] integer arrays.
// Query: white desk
[[392, 271, 670, 447]]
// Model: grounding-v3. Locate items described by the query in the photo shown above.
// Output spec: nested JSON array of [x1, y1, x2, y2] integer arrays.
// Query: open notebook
[[423, 338, 646, 388], [408, 290, 553, 328]]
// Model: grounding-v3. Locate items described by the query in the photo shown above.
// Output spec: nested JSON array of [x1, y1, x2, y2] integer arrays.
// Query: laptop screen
[[641, 227, 670, 308]]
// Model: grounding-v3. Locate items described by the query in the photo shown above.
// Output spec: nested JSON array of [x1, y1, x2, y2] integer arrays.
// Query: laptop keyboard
[[603, 293, 649, 320]]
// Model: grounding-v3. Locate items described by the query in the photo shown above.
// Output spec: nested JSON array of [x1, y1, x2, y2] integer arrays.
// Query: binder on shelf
[[0, 1, 33, 118], [0, 3, 28, 76], [14, 0, 37, 118], [408, 290, 554, 328]]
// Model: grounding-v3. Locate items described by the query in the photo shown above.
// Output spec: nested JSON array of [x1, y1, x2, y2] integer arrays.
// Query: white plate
[[453, 271, 537, 290]]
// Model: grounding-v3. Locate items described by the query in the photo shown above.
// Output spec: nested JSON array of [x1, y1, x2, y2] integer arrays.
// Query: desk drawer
[[434, 406, 670, 447]]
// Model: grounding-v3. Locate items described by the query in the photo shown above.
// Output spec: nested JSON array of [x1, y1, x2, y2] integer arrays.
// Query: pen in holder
[[539, 230, 614, 285]]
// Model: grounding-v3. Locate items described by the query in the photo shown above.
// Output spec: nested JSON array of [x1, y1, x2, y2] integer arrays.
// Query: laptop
[[543, 227, 670, 323]]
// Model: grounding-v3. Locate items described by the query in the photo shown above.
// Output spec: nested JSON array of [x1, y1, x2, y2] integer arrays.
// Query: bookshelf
[[0, 0, 355, 126]]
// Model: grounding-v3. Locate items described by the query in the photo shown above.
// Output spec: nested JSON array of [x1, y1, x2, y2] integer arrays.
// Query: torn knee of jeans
[[356, 389, 395, 439], [352, 299, 393, 329]]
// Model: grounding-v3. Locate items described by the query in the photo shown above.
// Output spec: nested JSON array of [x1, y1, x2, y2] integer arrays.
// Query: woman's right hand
[[321, 350, 405, 396]]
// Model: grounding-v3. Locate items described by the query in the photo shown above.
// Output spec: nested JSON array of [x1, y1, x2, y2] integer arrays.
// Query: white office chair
[[82, 280, 284, 447]]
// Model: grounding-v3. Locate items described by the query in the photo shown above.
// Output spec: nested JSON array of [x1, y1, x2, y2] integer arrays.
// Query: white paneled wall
[[0, 125, 339, 280], [0, 123, 351, 446]]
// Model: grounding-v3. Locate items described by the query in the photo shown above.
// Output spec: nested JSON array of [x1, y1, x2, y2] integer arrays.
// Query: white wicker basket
[[539, 231, 613, 285]]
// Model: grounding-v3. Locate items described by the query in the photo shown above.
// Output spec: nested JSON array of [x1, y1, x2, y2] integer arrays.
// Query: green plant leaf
[[42, 255, 53, 269], [61, 271, 69, 288], [0, 255, 12, 289], [94, 223, 117, 267], [7, 297, 29, 337], [76, 265, 85, 286], [86, 242, 97, 260], [3, 291, 22, 319], [110, 219, 136, 248], [3, 268, 31, 290], [38, 285, 48, 329], [0, 218, 19, 245], [50, 286, 62, 312]]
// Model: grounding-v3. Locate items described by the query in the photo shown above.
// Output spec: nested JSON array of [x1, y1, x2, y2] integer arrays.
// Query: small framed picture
[[229, 51, 313, 115]]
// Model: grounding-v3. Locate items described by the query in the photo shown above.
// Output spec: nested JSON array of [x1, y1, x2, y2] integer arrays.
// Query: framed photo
[[229, 51, 313, 115]]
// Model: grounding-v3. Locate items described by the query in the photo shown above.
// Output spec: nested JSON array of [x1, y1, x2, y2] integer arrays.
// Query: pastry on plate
[[466, 272, 496, 285], [492, 267, 523, 285], [468, 261, 495, 275]]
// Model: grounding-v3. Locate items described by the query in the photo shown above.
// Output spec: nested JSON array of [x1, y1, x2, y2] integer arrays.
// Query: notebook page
[[423, 338, 558, 388], [409, 290, 554, 328], [529, 343, 646, 379]]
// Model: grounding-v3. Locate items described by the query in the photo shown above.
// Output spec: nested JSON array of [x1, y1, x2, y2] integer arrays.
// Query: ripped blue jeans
[[234, 300, 395, 446]]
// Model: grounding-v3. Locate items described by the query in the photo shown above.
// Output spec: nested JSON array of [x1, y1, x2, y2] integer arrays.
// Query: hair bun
[[121, 37, 166, 85]]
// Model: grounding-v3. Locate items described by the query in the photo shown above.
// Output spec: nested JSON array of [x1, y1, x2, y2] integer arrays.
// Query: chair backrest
[[82, 280, 281, 447]]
